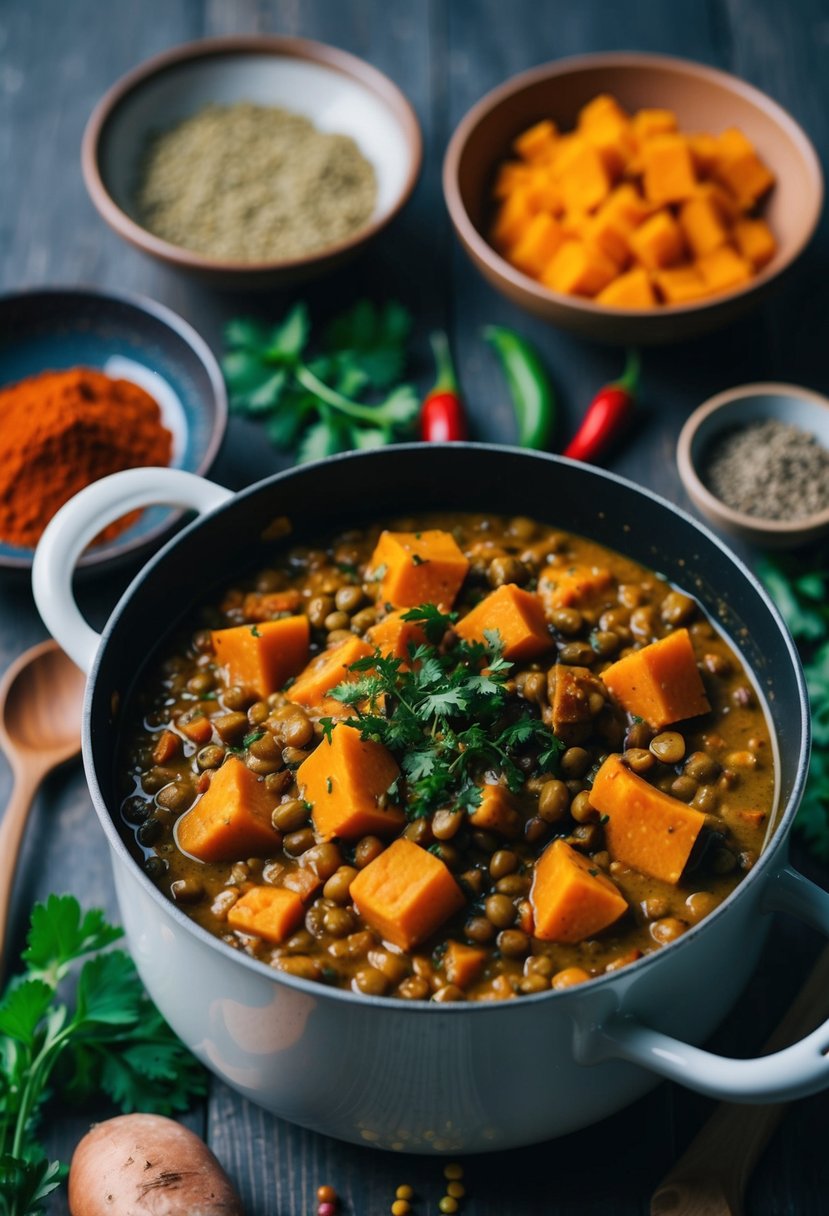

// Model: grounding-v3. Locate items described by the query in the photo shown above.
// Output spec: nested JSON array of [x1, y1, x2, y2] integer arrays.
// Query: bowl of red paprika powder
[[0, 287, 227, 572]]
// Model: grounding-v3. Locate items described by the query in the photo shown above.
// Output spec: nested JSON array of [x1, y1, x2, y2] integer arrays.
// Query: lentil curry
[[119, 514, 774, 1001]]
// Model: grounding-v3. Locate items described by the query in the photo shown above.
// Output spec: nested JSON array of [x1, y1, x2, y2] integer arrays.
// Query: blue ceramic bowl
[[0, 287, 227, 570]]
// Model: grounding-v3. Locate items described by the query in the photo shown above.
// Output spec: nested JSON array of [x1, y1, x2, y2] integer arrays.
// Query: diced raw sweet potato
[[538, 563, 614, 610], [655, 266, 710, 305], [556, 139, 615, 212], [687, 133, 720, 176], [444, 940, 488, 989], [227, 886, 304, 944], [212, 616, 310, 699], [297, 723, 405, 843], [596, 267, 657, 309], [350, 838, 465, 951], [579, 93, 630, 131], [696, 245, 753, 293], [468, 784, 522, 837], [242, 589, 303, 621], [600, 627, 710, 729], [367, 609, 427, 660], [493, 161, 533, 199], [642, 135, 698, 204], [679, 194, 728, 257], [176, 756, 278, 863], [287, 636, 372, 712], [550, 664, 605, 744], [632, 108, 678, 142], [514, 118, 558, 161], [629, 210, 685, 270], [712, 128, 775, 208], [541, 240, 618, 297], [454, 583, 551, 661], [510, 213, 567, 277], [588, 754, 705, 883], [579, 96, 635, 176], [583, 209, 631, 267], [492, 188, 538, 249], [600, 183, 654, 230], [531, 839, 628, 943], [369, 530, 469, 609], [732, 218, 777, 270]]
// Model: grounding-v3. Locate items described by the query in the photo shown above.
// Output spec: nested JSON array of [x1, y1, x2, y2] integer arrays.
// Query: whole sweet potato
[[68, 1113, 243, 1216]]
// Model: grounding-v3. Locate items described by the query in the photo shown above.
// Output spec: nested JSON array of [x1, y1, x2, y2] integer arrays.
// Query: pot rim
[[82, 443, 811, 1012]]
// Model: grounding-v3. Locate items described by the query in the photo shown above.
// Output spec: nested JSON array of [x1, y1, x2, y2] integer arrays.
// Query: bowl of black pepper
[[677, 382, 829, 548], [82, 37, 422, 289]]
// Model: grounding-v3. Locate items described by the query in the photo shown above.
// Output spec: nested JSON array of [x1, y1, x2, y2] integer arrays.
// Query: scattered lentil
[[446, 1182, 466, 1199], [391, 1201, 411, 1216], [439, 1198, 459, 1215], [443, 1164, 464, 1181], [702, 419, 829, 522], [396, 1186, 414, 1201]]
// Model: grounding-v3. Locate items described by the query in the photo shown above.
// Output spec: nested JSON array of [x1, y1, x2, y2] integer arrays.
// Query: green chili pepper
[[484, 326, 556, 450]]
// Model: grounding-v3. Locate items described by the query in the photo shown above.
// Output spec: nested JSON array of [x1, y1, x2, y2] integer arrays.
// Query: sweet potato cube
[[369, 530, 469, 609], [556, 140, 614, 212], [655, 266, 710, 305], [632, 108, 678, 142], [732, 218, 777, 270], [492, 188, 538, 249], [693, 180, 740, 222], [212, 616, 310, 699], [367, 609, 427, 660], [550, 664, 605, 744], [583, 209, 631, 267], [579, 99, 635, 176], [297, 723, 405, 843], [514, 118, 558, 161], [696, 246, 753, 293], [589, 754, 705, 884], [524, 168, 565, 216], [712, 128, 775, 208], [600, 183, 654, 230], [454, 583, 551, 661], [227, 886, 304, 944], [444, 940, 488, 989], [493, 161, 533, 199], [687, 133, 719, 176], [538, 563, 614, 610], [350, 838, 465, 951], [629, 210, 685, 270], [679, 195, 728, 258], [468, 784, 522, 838], [287, 635, 373, 712], [578, 93, 630, 133], [531, 839, 628, 943], [596, 268, 657, 309], [541, 240, 618, 297], [241, 589, 303, 621], [509, 213, 567, 277], [176, 756, 278, 863], [600, 627, 710, 729], [642, 135, 698, 204]]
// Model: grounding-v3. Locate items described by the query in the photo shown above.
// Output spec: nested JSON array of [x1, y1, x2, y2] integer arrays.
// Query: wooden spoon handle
[[651, 944, 829, 1216], [0, 767, 46, 975]]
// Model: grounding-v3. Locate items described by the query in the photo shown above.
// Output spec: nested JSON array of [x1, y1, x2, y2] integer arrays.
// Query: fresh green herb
[[328, 606, 563, 820], [0, 895, 204, 1216], [223, 300, 419, 461], [250, 624, 261, 637], [326, 777, 333, 794], [411, 554, 426, 566], [243, 729, 265, 748], [758, 548, 829, 858]]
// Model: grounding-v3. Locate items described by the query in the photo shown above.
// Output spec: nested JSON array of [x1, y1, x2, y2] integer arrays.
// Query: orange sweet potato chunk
[[297, 723, 405, 843], [596, 268, 657, 309], [588, 754, 705, 883], [212, 616, 310, 699], [642, 135, 698, 204], [369, 530, 469, 609], [176, 756, 278, 863], [367, 609, 427, 660], [241, 589, 303, 621], [287, 636, 372, 712], [468, 784, 522, 838], [531, 839, 628, 943], [538, 563, 614, 610], [600, 627, 710, 729], [454, 583, 551, 661], [444, 940, 488, 989], [551, 664, 605, 744], [350, 838, 465, 951], [227, 886, 304, 944]]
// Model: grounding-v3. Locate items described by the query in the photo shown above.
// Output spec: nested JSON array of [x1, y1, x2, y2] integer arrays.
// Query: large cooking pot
[[32, 445, 829, 1153]]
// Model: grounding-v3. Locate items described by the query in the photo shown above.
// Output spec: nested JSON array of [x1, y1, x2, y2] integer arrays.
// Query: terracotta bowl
[[677, 382, 829, 549], [443, 53, 823, 345], [82, 37, 422, 289]]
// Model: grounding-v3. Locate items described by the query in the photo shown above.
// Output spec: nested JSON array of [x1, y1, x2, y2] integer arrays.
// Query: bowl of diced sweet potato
[[443, 52, 822, 343]]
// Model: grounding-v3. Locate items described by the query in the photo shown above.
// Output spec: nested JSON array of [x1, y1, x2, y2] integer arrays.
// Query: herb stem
[[295, 365, 391, 426]]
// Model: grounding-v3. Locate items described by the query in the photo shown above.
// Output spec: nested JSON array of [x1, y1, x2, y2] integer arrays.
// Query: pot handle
[[32, 467, 233, 673], [576, 865, 829, 1102]]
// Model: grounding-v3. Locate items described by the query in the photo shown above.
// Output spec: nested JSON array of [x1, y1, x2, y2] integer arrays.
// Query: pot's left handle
[[32, 468, 233, 673]]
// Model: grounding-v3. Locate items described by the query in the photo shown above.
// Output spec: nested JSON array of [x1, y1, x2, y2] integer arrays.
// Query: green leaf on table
[[22, 896, 122, 985], [757, 557, 827, 641], [370, 383, 420, 430], [266, 302, 310, 361], [295, 418, 350, 465], [264, 395, 316, 450], [223, 317, 271, 351], [241, 369, 288, 414], [352, 427, 388, 450], [0, 980, 53, 1043], [0, 1155, 63, 1216], [326, 300, 412, 388], [74, 951, 142, 1026]]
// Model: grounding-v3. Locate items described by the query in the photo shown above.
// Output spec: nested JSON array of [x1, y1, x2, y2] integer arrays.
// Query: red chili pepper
[[563, 351, 640, 463], [420, 332, 468, 442]]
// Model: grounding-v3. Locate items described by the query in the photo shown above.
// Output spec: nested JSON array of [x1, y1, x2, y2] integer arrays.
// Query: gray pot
[[32, 445, 828, 1153]]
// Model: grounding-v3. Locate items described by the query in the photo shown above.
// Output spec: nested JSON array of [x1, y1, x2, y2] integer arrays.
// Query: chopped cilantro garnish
[[326, 777, 333, 794], [243, 729, 265, 748], [250, 624, 261, 637]]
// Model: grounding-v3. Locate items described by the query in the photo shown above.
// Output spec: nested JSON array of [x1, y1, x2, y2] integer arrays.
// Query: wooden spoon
[[0, 640, 85, 968], [650, 944, 829, 1216]]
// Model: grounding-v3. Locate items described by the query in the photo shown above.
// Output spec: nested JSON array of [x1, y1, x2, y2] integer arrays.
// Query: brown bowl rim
[[676, 381, 829, 536], [82, 35, 423, 274], [443, 50, 824, 318]]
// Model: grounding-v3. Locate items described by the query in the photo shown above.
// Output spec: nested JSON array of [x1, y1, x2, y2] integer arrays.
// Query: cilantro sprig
[[223, 300, 419, 462], [758, 548, 829, 859], [0, 895, 205, 1216], [323, 606, 563, 820]]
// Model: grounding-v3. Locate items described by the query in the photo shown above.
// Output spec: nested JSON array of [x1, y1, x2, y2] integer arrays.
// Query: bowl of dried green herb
[[677, 382, 829, 548], [82, 37, 422, 288]]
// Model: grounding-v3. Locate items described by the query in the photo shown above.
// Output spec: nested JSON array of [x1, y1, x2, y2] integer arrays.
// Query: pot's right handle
[[576, 866, 829, 1102], [32, 468, 233, 673]]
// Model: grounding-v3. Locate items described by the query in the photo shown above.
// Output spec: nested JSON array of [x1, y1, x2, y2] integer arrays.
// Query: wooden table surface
[[3, 1, 829, 1212]]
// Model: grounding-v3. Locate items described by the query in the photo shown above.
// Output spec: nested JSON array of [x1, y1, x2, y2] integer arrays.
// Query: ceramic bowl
[[677, 382, 829, 548], [443, 52, 823, 345], [0, 288, 226, 571], [82, 36, 422, 289]]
